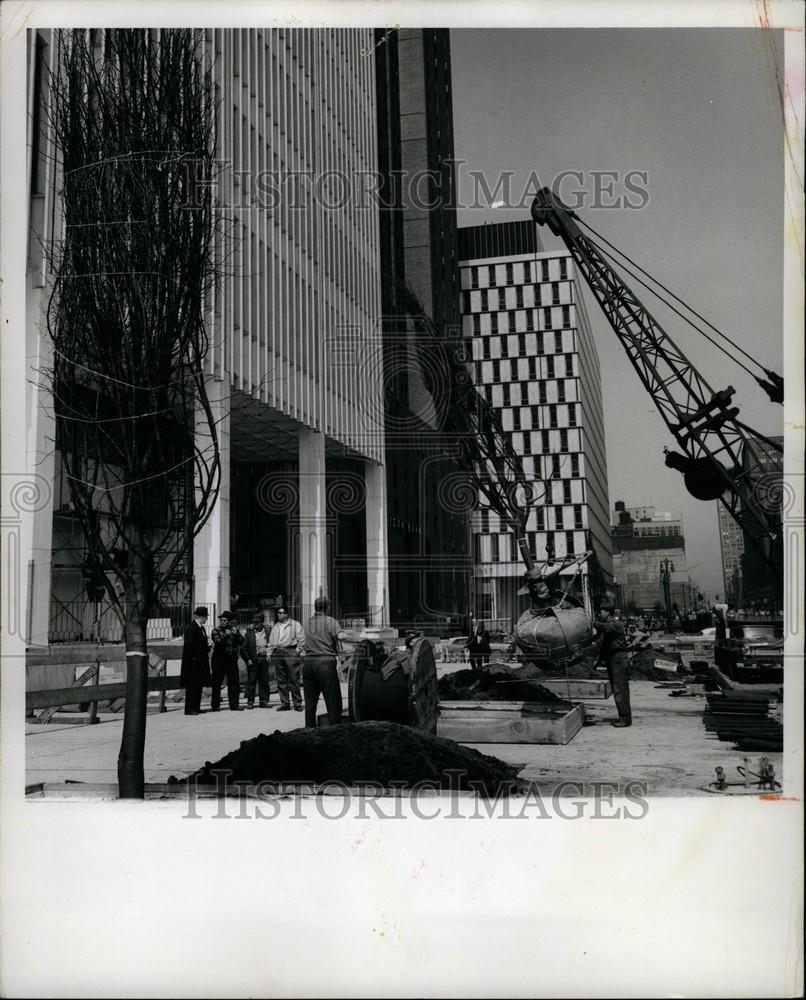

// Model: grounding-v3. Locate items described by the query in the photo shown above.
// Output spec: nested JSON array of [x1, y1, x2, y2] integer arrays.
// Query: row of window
[[470, 305, 572, 336], [480, 528, 583, 563], [480, 503, 586, 532], [466, 258, 569, 289], [480, 354, 576, 383], [475, 330, 572, 359], [463, 282, 569, 313]]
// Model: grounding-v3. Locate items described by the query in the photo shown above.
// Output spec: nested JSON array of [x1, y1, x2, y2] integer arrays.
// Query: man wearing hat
[[210, 611, 246, 712], [180, 606, 212, 716], [267, 607, 306, 712], [595, 603, 632, 727], [244, 612, 272, 709]]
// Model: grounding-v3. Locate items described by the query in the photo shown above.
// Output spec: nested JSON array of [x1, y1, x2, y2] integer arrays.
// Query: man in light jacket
[[303, 597, 347, 727], [268, 607, 306, 712]]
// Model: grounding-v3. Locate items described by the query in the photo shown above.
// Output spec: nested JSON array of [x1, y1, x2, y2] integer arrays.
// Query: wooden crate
[[529, 678, 611, 700], [437, 701, 584, 745]]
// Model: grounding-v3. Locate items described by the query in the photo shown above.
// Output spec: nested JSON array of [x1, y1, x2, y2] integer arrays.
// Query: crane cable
[[576, 217, 782, 391]]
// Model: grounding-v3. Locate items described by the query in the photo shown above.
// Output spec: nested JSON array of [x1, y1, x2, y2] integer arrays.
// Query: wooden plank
[[518, 678, 611, 700], [26, 676, 183, 710], [439, 700, 573, 715], [437, 703, 584, 745]]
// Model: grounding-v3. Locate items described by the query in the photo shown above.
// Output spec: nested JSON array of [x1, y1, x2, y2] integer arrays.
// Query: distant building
[[611, 502, 699, 615], [717, 503, 745, 607], [740, 435, 784, 610], [458, 223, 613, 623]]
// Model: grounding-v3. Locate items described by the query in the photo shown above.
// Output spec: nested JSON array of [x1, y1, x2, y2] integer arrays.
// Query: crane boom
[[531, 187, 782, 571]]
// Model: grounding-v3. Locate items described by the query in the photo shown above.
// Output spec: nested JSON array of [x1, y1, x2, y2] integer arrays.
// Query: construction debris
[[437, 667, 565, 703]]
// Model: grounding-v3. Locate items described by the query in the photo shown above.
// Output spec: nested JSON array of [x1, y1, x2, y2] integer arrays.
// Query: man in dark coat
[[595, 604, 632, 727], [180, 606, 212, 715]]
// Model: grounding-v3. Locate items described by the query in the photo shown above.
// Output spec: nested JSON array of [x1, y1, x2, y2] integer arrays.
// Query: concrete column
[[298, 428, 327, 622], [193, 378, 230, 615], [365, 460, 389, 626]]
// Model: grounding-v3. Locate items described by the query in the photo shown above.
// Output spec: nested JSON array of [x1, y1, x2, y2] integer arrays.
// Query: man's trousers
[[302, 655, 342, 727], [272, 647, 302, 709], [605, 651, 632, 724]]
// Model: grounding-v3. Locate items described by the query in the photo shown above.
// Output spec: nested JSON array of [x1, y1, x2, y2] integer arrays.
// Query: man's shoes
[[185, 711, 200, 716], [277, 705, 291, 712], [247, 702, 254, 709], [293, 705, 303, 712], [611, 720, 632, 728], [210, 707, 220, 712], [259, 702, 270, 708], [231, 707, 243, 712]]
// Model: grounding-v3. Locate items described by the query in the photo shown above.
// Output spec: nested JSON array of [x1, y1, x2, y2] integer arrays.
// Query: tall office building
[[26, 28, 388, 644], [740, 435, 784, 610], [717, 503, 745, 606], [458, 222, 613, 623], [375, 28, 469, 627]]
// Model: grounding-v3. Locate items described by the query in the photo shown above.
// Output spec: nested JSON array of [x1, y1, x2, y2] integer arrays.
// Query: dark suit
[[180, 620, 212, 714]]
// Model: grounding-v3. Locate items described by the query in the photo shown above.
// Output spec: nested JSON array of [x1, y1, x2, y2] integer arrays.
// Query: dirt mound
[[437, 667, 564, 703], [181, 721, 521, 794], [629, 649, 684, 681]]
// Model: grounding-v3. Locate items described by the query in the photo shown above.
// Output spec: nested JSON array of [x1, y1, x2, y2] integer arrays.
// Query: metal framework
[[531, 188, 782, 566]]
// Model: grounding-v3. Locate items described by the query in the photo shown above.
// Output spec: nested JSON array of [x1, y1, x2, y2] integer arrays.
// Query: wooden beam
[[26, 676, 183, 711]]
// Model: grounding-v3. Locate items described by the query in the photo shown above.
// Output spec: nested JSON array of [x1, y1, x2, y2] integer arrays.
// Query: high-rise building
[[458, 223, 613, 623], [717, 503, 745, 606], [740, 435, 784, 610], [26, 28, 388, 644], [375, 28, 470, 627]]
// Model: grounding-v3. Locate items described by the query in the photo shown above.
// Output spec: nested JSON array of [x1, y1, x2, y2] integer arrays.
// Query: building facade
[[611, 502, 699, 615], [26, 28, 389, 644], [458, 223, 613, 623], [375, 28, 470, 627], [740, 435, 784, 610], [717, 502, 745, 606]]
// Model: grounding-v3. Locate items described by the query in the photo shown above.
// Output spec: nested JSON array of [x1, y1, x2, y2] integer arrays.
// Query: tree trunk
[[117, 554, 152, 798]]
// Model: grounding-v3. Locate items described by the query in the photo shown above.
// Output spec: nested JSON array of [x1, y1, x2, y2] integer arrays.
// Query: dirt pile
[[629, 649, 684, 681], [437, 667, 564, 703], [180, 721, 521, 794]]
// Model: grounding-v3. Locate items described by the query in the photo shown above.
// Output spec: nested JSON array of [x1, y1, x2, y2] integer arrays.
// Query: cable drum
[[348, 637, 438, 734]]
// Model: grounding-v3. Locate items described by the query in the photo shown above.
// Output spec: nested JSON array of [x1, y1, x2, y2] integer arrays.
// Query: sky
[[450, 27, 786, 600]]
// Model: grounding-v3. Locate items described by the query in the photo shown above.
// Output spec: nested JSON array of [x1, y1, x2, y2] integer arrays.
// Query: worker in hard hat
[[595, 603, 632, 727]]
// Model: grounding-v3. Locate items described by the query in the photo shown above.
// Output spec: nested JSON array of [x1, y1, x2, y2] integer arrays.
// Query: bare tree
[[44, 28, 221, 797]]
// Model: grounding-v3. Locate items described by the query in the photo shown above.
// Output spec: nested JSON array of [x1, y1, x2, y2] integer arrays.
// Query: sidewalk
[[25, 679, 783, 795]]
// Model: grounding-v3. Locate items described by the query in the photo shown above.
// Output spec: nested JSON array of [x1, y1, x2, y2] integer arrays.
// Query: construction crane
[[530, 187, 784, 576]]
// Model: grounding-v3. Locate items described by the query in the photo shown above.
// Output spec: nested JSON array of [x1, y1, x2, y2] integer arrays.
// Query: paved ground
[[25, 671, 783, 796]]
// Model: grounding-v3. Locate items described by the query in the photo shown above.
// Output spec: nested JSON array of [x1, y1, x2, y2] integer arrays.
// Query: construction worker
[[268, 607, 306, 712], [595, 602, 632, 728], [210, 611, 246, 712]]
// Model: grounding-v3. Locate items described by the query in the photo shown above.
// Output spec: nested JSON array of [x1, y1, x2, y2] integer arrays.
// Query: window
[[491, 535, 500, 562], [560, 428, 569, 451], [492, 360, 501, 383], [481, 289, 488, 312], [502, 383, 511, 406], [481, 508, 490, 532], [506, 263, 514, 285], [566, 355, 574, 377], [463, 291, 471, 313], [534, 284, 542, 307], [563, 481, 572, 504], [552, 453, 561, 478], [558, 381, 566, 403], [516, 286, 524, 308], [571, 454, 580, 477], [500, 337, 509, 358], [566, 530, 575, 555], [546, 356, 555, 379], [536, 507, 545, 531], [541, 259, 549, 282], [488, 264, 495, 285], [510, 534, 518, 561], [543, 306, 552, 330], [555, 506, 564, 529], [523, 431, 531, 454], [518, 332, 526, 355], [528, 357, 537, 380], [482, 338, 491, 360], [568, 403, 577, 426], [491, 313, 498, 334], [508, 310, 517, 332], [498, 288, 506, 310], [562, 304, 570, 327], [513, 408, 521, 430], [574, 505, 583, 529], [552, 282, 560, 305], [485, 385, 493, 404], [471, 267, 479, 289], [526, 311, 534, 331], [549, 404, 558, 428], [539, 381, 548, 404], [536, 331, 544, 354], [475, 360, 483, 382], [554, 331, 563, 353], [546, 532, 556, 560], [541, 430, 550, 451], [473, 314, 481, 336], [560, 257, 568, 280]]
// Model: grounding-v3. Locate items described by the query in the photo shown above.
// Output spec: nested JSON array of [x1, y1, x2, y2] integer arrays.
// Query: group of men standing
[[179, 597, 346, 727]]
